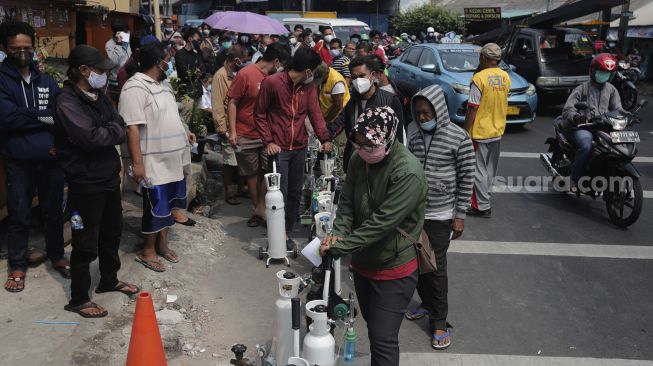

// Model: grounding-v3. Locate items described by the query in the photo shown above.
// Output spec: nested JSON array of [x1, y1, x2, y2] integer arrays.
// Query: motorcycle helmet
[[427, 27, 435, 36], [605, 34, 618, 49], [590, 53, 617, 84]]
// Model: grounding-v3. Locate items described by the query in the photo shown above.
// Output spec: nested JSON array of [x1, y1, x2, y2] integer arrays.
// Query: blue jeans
[[5, 158, 65, 270], [571, 129, 593, 182]]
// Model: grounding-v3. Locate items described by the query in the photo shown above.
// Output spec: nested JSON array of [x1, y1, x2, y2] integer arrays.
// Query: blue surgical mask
[[207, 85, 212, 93], [594, 70, 611, 84], [420, 119, 437, 131]]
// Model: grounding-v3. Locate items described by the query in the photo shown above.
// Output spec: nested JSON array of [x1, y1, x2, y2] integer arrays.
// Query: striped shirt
[[407, 85, 475, 220], [331, 55, 351, 79]]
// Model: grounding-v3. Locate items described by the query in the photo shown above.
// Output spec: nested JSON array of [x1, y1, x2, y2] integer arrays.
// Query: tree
[[392, 5, 465, 37]]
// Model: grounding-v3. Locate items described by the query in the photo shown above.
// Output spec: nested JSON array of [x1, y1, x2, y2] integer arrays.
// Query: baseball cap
[[480, 43, 502, 61], [68, 45, 116, 71]]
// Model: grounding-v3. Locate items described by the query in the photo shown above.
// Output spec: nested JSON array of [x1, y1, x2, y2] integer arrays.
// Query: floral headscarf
[[350, 106, 399, 153]]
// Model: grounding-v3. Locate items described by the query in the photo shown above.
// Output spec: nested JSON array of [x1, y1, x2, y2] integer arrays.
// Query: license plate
[[507, 106, 520, 115], [610, 131, 640, 143]]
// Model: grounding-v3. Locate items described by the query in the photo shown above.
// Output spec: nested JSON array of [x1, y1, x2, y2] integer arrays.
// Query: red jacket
[[255, 71, 330, 150], [313, 40, 333, 66]]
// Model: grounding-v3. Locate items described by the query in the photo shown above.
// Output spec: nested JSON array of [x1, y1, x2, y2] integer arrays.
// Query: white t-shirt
[[331, 81, 345, 95], [119, 72, 190, 186], [201, 86, 212, 110]]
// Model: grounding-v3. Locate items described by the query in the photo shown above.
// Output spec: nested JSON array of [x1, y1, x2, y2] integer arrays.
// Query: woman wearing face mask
[[54, 45, 139, 318], [119, 43, 196, 273], [320, 106, 426, 366]]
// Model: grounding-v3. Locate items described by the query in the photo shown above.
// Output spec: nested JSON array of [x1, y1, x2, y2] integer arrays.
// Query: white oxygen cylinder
[[303, 300, 336, 366], [265, 161, 287, 259], [275, 270, 301, 366]]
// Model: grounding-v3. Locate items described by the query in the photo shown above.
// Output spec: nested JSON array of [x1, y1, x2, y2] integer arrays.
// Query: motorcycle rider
[[424, 27, 438, 43], [562, 53, 625, 192]]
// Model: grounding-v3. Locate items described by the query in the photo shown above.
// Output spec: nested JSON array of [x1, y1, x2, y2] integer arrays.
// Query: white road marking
[[400, 353, 653, 366], [449, 240, 653, 259], [500, 152, 653, 163]]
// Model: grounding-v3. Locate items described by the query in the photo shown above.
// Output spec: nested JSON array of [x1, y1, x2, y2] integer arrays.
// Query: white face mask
[[324, 34, 334, 43], [289, 38, 297, 45], [330, 48, 341, 57], [88, 70, 107, 89], [352, 77, 372, 94], [303, 70, 314, 85]]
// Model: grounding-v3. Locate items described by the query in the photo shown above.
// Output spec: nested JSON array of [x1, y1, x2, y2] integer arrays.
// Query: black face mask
[[7, 50, 33, 68], [192, 40, 201, 51]]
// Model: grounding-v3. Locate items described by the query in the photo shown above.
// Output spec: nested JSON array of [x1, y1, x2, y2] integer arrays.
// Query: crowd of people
[[0, 18, 518, 366]]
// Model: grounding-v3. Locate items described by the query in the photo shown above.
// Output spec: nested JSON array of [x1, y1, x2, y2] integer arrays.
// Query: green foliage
[[392, 5, 465, 37]]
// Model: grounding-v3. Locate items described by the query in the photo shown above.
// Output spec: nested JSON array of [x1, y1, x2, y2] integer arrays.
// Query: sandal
[[52, 259, 72, 279], [95, 281, 140, 295], [175, 217, 197, 226], [135, 255, 166, 272], [157, 249, 180, 263], [64, 302, 108, 318], [405, 306, 429, 320], [247, 215, 264, 228], [225, 195, 241, 205], [432, 331, 451, 350], [26, 247, 46, 265], [4, 271, 25, 293]]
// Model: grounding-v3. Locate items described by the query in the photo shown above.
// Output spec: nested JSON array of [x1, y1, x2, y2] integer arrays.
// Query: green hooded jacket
[[330, 141, 427, 271]]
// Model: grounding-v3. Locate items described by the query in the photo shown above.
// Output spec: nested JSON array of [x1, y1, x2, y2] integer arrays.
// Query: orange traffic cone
[[126, 292, 167, 366]]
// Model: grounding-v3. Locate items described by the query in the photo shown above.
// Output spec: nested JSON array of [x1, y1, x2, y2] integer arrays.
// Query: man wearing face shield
[[562, 53, 625, 192], [0, 21, 70, 293], [53, 44, 139, 317], [329, 56, 405, 172]]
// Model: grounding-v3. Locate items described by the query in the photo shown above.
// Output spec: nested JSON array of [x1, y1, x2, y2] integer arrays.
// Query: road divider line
[[500, 152, 653, 163], [400, 353, 653, 366], [449, 240, 653, 259]]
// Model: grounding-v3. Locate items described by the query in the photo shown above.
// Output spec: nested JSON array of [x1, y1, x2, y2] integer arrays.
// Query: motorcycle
[[613, 60, 639, 110], [540, 99, 648, 228]]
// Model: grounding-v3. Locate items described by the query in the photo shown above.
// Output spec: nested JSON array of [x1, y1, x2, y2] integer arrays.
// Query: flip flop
[[225, 195, 241, 205], [247, 215, 264, 227], [95, 281, 140, 295], [52, 259, 72, 279], [135, 256, 166, 272], [405, 306, 429, 320], [64, 302, 108, 318], [432, 331, 451, 350], [4, 271, 25, 293], [175, 218, 197, 226], [157, 250, 180, 263]]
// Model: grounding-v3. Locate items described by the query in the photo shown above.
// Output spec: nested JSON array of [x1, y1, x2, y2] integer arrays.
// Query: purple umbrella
[[204, 11, 288, 35]]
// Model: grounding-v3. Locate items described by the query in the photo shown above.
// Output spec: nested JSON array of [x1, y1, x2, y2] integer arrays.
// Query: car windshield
[[539, 31, 594, 63], [333, 26, 371, 40], [439, 49, 510, 72]]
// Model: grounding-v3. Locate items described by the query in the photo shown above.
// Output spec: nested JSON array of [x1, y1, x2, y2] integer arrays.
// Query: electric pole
[[617, 0, 630, 55], [153, 0, 162, 40]]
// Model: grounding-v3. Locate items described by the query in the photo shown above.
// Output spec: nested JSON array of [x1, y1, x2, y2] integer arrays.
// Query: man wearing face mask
[[288, 34, 301, 56], [368, 30, 388, 64], [54, 44, 140, 317], [255, 48, 333, 250], [105, 19, 132, 104], [329, 56, 405, 172], [405, 84, 475, 350], [330, 38, 351, 82], [252, 35, 273, 64], [425, 27, 438, 43], [213, 45, 249, 205], [175, 28, 206, 98], [314, 26, 335, 66], [562, 53, 624, 193], [227, 43, 290, 228], [0, 21, 70, 292]]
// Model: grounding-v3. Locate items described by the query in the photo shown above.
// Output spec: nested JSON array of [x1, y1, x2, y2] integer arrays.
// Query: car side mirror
[[574, 102, 589, 110], [420, 64, 439, 74]]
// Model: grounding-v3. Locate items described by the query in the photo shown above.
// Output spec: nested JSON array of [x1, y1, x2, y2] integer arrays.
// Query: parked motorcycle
[[540, 100, 648, 228], [613, 60, 639, 110]]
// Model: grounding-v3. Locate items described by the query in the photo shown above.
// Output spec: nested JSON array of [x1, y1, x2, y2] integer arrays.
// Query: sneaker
[[286, 238, 297, 251], [466, 207, 491, 218]]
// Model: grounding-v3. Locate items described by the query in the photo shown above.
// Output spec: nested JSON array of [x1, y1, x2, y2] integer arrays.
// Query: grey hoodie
[[407, 84, 475, 220]]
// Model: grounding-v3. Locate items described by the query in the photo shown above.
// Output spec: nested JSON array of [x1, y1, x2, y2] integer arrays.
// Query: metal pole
[[546, 0, 551, 12], [153, 0, 162, 40], [617, 0, 630, 55]]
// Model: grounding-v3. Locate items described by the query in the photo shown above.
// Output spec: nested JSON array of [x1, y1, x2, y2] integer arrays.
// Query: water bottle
[[343, 327, 357, 363], [311, 191, 319, 215], [70, 211, 84, 231]]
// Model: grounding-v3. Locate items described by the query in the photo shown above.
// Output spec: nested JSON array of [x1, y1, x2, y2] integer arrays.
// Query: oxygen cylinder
[[275, 270, 301, 366], [303, 300, 335, 366], [265, 162, 287, 259]]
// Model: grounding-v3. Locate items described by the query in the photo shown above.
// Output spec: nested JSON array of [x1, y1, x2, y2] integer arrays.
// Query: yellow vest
[[319, 68, 350, 122], [470, 67, 511, 140]]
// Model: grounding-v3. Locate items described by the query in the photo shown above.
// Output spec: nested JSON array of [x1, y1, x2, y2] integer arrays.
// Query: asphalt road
[[393, 98, 653, 364]]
